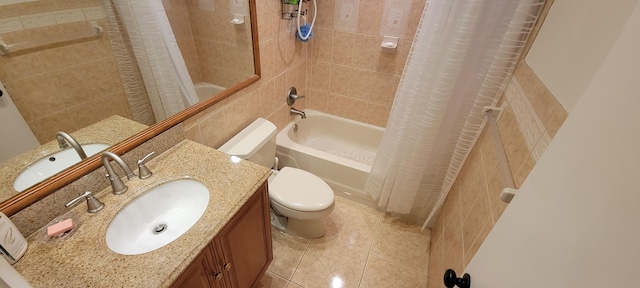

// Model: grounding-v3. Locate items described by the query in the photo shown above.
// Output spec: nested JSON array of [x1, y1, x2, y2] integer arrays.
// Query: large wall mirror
[[0, 0, 260, 215]]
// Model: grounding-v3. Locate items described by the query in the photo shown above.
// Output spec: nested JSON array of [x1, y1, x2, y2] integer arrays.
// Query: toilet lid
[[269, 167, 334, 212]]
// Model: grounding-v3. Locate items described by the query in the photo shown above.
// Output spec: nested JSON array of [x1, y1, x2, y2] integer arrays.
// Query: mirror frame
[[0, 0, 260, 216]]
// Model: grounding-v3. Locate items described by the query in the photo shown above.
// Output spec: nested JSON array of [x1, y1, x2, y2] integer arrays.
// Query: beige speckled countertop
[[0, 116, 148, 203], [13, 140, 271, 287]]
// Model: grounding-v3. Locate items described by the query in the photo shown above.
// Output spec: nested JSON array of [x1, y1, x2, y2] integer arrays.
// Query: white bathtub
[[276, 110, 385, 207], [194, 82, 225, 101]]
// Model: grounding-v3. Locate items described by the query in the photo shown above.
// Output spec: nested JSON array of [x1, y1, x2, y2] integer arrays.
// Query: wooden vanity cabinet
[[171, 246, 220, 288], [172, 182, 272, 288]]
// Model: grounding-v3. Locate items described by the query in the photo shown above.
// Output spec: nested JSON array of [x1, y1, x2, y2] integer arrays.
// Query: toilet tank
[[218, 118, 277, 168]]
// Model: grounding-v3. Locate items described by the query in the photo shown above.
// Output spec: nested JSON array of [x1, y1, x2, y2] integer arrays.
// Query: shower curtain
[[102, 0, 155, 125], [365, 0, 544, 227], [109, 0, 199, 122]]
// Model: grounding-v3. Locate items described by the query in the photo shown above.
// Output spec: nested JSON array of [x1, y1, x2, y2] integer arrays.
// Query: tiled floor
[[258, 196, 431, 288]]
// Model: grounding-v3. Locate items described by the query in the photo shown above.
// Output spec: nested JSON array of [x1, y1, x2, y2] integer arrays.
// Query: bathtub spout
[[290, 108, 306, 119]]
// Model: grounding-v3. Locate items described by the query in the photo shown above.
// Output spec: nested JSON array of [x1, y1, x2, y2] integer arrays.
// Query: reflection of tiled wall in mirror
[[163, 0, 255, 90], [0, 0, 37, 6], [0, 1, 133, 143]]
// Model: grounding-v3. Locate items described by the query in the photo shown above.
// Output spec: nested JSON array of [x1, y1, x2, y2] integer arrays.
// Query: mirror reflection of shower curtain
[[108, 0, 199, 122], [102, 0, 155, 125]]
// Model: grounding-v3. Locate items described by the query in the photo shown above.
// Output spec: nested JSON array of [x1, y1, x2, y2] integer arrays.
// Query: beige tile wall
[[182, 0, 308, 148], [426, 61, 568, 286], [182, 0, 428, 139], [163, 0, 255, 89], [0, 0, 132, 143], [306, 0, 426, 127]]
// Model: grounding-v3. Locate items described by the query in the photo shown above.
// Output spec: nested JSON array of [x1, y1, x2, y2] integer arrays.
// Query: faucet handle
[[137, 152, 155, 179], [287, 87, 305, 105], [65, 191, 104, 213]]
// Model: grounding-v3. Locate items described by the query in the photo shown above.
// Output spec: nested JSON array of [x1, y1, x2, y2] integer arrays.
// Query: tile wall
[[162, 0, 256, 90], [426, 61, 568, 286], [183, 0, 428, 147], [0, 0, 132, 143], [182, 0, 308, 148], [306, 0, 426, 127]]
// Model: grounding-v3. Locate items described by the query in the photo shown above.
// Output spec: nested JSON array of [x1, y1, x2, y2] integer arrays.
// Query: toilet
[[219, 118, 334, 238]]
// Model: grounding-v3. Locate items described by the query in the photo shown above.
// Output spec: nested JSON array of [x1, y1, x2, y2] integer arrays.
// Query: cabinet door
[[216, 183, 272, 288], [171, 246, 220, 288]]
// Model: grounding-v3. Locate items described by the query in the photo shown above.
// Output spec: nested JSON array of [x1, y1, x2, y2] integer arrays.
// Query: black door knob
[[443, 269, 471, 288]]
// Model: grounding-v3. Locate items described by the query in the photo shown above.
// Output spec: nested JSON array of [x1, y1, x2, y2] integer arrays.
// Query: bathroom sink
[[13, 143, 110, 192], [105, 179, 210, 255]]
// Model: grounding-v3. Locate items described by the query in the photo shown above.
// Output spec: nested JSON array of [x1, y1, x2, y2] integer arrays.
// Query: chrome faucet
[[101, 152, 136, 195], [290, 108, 306, 119], [287, 87, 305, 105], [56, 131, 88, 159]]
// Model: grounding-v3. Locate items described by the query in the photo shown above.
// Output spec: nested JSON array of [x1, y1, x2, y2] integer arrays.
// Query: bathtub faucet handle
[[287, 87, 305, 105]]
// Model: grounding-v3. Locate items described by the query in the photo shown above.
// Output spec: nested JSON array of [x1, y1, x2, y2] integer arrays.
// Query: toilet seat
[[269, 167, 334, 212]]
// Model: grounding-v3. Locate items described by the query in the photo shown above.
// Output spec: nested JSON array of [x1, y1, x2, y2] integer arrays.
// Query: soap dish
[[39, 214, 81, 244]]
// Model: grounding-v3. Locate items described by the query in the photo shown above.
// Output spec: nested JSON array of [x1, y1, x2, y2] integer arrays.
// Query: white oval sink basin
[[13, 143, 110, 192], [105, 179, 210, 255]]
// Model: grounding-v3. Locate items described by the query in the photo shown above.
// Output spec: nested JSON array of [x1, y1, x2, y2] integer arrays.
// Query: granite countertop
[[0, 115, 148, 203], [13, 140, 271, 287]]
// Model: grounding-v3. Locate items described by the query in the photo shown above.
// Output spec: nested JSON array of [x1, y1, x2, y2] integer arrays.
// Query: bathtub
[[276, 110, 385, 207], [194, 82, 226, 101]]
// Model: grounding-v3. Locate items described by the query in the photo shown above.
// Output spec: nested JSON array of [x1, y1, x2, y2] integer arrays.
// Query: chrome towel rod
[[484, 105, 518, 203], [0, 23, 103, 56]]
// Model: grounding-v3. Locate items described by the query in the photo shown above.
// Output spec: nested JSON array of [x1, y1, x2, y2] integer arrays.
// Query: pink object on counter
[[46, 218, 74, 237]]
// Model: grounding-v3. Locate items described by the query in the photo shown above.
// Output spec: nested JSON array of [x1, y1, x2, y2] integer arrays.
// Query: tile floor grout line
[[356, 252, 372, 288], [287, 236, 312, 284], [370, 212, 432, 274], [327, 231, 375, 254], [367, 249, 430, 277], [290, 278, 305, 288], [267, 268, 294, 282], [368, 211, 384, 253]]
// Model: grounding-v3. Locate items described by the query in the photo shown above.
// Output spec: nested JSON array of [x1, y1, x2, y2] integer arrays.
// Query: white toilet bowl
[[268, 167, 334, 238], [218, 118, 335, 239]]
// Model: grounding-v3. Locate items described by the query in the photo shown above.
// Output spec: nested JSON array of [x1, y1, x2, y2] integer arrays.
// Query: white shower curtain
[[365, 0, 544, 227], [110, 0, 199, 121]]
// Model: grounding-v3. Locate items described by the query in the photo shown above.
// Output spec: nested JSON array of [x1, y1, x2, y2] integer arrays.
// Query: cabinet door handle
[[224, 262, 232, 271], [213, 272, 223, 280]]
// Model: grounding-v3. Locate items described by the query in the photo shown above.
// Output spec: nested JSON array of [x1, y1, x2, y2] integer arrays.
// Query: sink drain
[[152, 224, 168, 235]]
